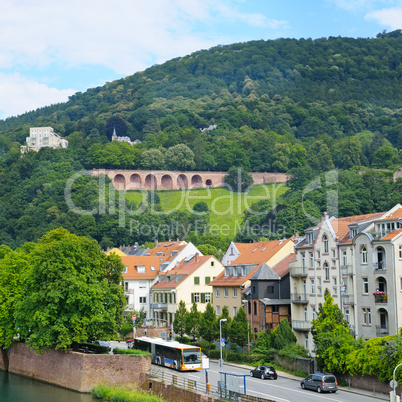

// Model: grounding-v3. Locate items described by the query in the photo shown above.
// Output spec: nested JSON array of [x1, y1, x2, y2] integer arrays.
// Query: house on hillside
[[151, 254, 224, 327], [290, 204, 402, 354], [21, 127, 68, 153], [210, 238, 295, 324]]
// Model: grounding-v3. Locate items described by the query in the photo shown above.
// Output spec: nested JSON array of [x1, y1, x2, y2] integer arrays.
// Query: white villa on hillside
[[21, 127, 68, 153]]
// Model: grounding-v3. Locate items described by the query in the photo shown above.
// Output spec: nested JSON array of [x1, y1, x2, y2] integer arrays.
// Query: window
[[304, 307, 308, 321], [302, 253, 306, 268], [233, 288, 238, 297], [310, 253, 314, 268], [312, 307, 316, 320], [211, 261, 215, 267], [194, 276, 200, 285], [345, 308, 350, 323], [233, 307, 238, 316], [400, 277, 402, 291], [311, 278, 315, 294], [266, 286, 274, 294], [224, 288, 228, 297], [332, 250, 336, 258], [136, 265, 145, 273], [139, 296, 146, 304], [363, 278, 369, 294], [123, 265, 128, 273], [139, 281, 146, 289], [363, 308, 371, 325], [333, 277, 337, 295], [317, 251, 321, 259], [216, 287, 220, 297], [205, 277, 211, 285], [205, 293, 211, 303], [305, 334, 309, 349], [192, 293, 200, 303], [233, 267, 238, 276], [150, 266, 155, 271], [399, 246, 402, 259], [351, 228, 357, 238], [323, 235, 328, 253], [342, 250, 347, 266], [324, 263, 330, 281], [241, 266, 247, 276], [361, 246, 368, 264], [169, 293, 172, 303], [216, 305, 221, 315], [272, 305, 279, 313]]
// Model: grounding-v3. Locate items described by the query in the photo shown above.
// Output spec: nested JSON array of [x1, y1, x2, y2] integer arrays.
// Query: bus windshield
[[183, 348, 201, 364]]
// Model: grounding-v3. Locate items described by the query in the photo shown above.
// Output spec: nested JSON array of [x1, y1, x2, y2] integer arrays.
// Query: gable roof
[[209, 262, 262, 287], [121, 256, 162, 280], [251, 263, 281, 281], [152, 255, 218, 290], [144, 241, 187, 263], [230, 238, 294, 265], [106, 248, 127, 256]]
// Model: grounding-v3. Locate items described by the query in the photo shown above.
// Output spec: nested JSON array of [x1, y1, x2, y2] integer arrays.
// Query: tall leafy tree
[[272, 318, 296, 350], [0, 246, 30, 348], [198, 303, 218, 354], [185, 302, 201, 341], [228, 308, 250, 348], [173, 300, 188, 340], [223, 166, 253, 193], [15, 228, 126, 353]]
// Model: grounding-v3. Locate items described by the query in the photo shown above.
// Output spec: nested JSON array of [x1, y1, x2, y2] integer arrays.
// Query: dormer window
[[136, 265, 145, 273], [351, 228, 357, 238], [241, 266, 247, 276], [225, 267, 230, 277]]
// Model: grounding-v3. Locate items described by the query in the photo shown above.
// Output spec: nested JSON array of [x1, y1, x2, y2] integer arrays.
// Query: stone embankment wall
[[8, 343, 150, 392], [0, 348, 9, 371], [91, 169, 290, 191]]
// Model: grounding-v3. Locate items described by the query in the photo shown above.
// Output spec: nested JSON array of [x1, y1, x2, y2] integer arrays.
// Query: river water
[[0, 371, 94, 402]]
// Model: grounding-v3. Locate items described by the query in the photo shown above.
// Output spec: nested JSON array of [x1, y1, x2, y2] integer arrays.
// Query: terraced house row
[[109, 203, 402, 355]]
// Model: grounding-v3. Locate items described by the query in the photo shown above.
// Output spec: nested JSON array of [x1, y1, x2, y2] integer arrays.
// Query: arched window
[[324, 262, 330, 281], [361, 246, 368, 264], [323, 235, 329, 253]]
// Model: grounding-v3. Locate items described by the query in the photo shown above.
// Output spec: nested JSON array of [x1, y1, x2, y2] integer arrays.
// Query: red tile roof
[[209, 262, 263, 287], [121, 256, 162, 280], [271, 253, 296, 277], [230, 238, 294, 265], [382, 227, 402, 241]]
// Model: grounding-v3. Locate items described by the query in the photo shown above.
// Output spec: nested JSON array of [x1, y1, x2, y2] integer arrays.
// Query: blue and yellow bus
[[134, 336, 202, 371]]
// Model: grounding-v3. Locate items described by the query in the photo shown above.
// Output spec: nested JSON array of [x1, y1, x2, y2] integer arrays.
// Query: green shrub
[[92, 385, 164, 402], [113, 348, 151, 357]]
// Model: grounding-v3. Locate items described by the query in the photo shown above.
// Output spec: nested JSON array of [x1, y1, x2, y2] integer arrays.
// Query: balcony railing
[[291, 293, 309, 304], [124, 289, 134, 295], [292, 320, 311, 331], [373, 262, 386, 272], [374, 293, 388, 303], [340, 264, 353, 276], [151, 303, 167, 310], [376, 325, 389, 337], [290, 266, 308, 277], [342, 294, 355, 306]]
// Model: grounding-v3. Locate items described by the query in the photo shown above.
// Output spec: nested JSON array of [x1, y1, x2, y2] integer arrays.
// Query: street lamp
[[392, 362, 402, 402], [219, 318, 227, 368]]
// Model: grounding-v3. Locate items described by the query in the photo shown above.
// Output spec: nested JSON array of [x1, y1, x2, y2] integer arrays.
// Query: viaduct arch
[[91, 169, 290, 191]]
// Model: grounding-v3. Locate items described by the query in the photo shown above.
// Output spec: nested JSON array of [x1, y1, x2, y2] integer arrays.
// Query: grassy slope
[[126, 184, 288, 238]]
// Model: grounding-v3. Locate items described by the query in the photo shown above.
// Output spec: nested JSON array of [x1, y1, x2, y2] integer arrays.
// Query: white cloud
[[0, 0, 278, 75], [327, 0, 401, 12], [365, 7, 402, 28], [0, 73, 75, 118]]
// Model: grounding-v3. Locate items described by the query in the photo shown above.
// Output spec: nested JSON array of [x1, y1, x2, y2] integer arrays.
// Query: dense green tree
[[198, 303, 218, 354], [15, 228, 126, 352], [228, 308, 250, 348], [272, 318, 296, 350], [140, 149, 165, 170], [173, 300, 187, 340], [185, 302, 201, 341], [307, 141, 334, 173], [224, 166, 253, 193], [165, 144, 195, 171]]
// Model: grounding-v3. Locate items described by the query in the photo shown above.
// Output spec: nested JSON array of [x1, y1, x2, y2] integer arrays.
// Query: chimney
[[195, 254, 199, 262]]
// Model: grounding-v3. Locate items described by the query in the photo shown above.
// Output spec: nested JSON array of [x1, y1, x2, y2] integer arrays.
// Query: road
[[109, 342, 386, 402]]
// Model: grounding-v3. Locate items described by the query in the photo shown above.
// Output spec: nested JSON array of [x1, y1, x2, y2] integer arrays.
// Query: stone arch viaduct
[[91, 169, 290, 191]]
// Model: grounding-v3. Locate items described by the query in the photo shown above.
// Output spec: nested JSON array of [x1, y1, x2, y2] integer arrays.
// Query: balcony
[[340, 264, 353, 276], [151, 303, 167, 310], [290, 266, 308, 278], [342, 294, 355, 306], [292, 320, 311, 331], [291, 293, 309, 304], [373, 262, 386, 272], [124, 289, 134, 295], [374, 293, 388, 304], [376, 325, 389, 337]]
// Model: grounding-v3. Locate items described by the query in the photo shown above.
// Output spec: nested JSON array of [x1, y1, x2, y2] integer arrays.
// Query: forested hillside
[[0, 32, 401, 248]]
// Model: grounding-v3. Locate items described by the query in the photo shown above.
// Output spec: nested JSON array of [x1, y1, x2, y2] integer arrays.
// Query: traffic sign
[[390, 379, 398, 389], [132, 315, 136, 320]]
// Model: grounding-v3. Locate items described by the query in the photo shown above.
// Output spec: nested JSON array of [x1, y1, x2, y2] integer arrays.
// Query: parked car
[[300, 373, 338, 393], [250, 365, 278, 380]]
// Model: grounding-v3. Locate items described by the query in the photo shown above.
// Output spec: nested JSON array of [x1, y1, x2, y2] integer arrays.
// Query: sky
[[0, 0, 401, 120]]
